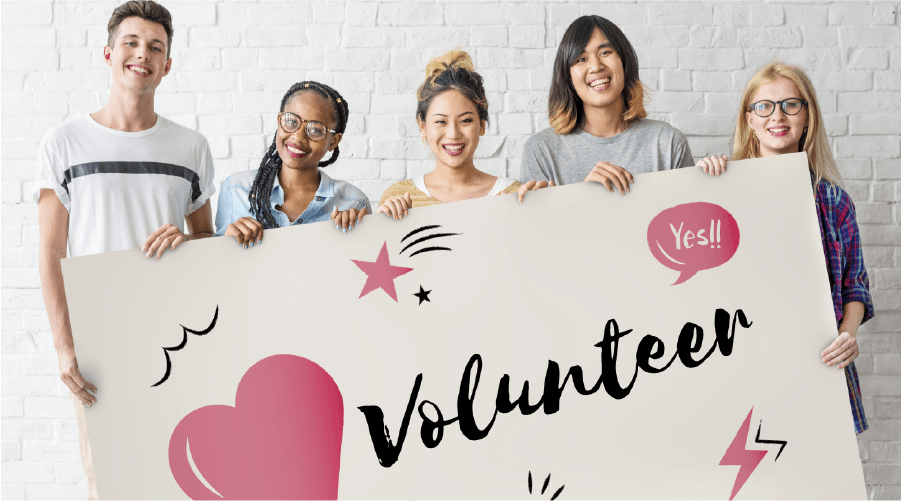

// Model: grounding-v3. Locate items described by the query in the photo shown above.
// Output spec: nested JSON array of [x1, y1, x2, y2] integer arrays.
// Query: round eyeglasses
[[278, 112, 337, 142], [748, 98, 808, 118]]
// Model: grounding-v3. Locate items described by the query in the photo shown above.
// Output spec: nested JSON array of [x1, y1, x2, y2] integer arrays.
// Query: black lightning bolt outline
[[754, 419, 788, 461], [150, 306, 219, 387]]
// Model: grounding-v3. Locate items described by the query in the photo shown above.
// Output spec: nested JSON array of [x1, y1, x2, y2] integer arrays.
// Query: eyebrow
[[122, 34, 166, 46], [580, 42, 613, 54], [432, 111, 474, 117]]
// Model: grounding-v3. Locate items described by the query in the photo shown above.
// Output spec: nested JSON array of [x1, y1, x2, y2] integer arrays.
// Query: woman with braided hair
[[377, 49, 525, 219], [215, 81, 371, 247]]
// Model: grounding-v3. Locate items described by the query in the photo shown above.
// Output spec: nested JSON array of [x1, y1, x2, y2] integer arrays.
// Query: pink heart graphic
[[168, 355, 344, 499]]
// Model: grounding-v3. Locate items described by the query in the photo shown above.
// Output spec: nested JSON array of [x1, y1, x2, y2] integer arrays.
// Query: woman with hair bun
[[377, 49, 522, 219], [215, 81, 371, 247]]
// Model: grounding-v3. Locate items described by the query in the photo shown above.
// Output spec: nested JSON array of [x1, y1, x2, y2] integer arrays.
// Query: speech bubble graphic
[[647, 202, 740, 285]]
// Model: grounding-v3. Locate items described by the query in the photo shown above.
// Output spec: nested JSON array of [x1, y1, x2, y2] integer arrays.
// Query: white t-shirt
[[33, 115, 216, 257], [412, 175, 517, 198]]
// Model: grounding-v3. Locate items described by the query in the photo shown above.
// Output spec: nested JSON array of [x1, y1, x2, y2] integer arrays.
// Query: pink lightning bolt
[[719, 407, 768, 500]]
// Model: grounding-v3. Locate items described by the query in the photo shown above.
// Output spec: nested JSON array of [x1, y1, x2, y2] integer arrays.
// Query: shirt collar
[[270, 168, 335, 206]]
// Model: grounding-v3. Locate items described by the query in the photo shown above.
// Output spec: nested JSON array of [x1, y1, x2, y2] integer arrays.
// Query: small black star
[[413, 285, 431, 305]]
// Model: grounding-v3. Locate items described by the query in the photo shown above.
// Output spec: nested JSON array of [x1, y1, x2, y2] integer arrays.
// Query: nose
[[134, 43, 150, 60], [770, 105, 786, 120], [447, 121, 461, 139], [589, 54, 605, 73]]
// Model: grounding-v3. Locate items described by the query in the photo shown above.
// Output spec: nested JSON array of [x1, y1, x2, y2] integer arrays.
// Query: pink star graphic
[[352, 242, 413, 302]]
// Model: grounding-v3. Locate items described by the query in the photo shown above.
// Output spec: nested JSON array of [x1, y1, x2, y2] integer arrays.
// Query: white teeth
[[590, 78, 610, 87], [444, 145, 463, 152], [286, 145, 305, 154]]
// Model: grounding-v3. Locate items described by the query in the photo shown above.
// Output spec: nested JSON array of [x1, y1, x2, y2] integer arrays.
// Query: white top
[[33, 115, 216, 257], [412, 175, 517, 198]]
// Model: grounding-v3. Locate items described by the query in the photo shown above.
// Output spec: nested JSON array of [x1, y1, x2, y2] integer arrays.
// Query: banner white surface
[[62, 153, 865, 499]]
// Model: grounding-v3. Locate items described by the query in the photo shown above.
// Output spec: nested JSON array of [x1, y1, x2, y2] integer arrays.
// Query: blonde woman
[[697, 63, 873, 435], [377, 50, 521, 219]]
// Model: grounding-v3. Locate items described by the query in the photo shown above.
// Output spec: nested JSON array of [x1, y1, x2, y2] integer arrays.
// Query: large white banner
[[62, 153, 865, 499]]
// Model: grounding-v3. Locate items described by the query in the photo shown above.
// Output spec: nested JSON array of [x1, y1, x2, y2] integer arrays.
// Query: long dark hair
[[248, 81, 349, 229], [416, 49, 489, 126], [548, 15, 647, 134]]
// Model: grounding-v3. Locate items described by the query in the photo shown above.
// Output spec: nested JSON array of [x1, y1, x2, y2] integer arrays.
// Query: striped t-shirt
[[33, 115, 215, 257]]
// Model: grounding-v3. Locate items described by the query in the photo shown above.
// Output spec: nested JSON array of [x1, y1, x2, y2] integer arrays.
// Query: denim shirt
[[214, 168, 372, 235]]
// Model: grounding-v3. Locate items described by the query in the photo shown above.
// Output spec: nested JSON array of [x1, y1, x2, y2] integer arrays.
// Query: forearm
[[40, 250, 77, 354], [187, 230, 214, 240], [838, 301, 865, 337], [38, 191, 75, 354]]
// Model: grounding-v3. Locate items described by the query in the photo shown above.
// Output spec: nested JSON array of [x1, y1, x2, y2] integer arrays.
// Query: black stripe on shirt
[[62, 161, 202, 202]]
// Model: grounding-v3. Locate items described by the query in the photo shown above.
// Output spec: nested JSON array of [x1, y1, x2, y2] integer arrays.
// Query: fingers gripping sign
[[517, 179, 556, 202], [224, 217, 264, 249], [584, 161, 634, 195], [142, 223, 189, 259], [376, 192, 413, 220], [331, 206, 369, 233], [821, 332, 859, 370], [697, 155, 729, 176]]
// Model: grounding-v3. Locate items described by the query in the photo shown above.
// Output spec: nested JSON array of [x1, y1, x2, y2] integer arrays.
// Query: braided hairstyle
[[248, 81, 349, 229]]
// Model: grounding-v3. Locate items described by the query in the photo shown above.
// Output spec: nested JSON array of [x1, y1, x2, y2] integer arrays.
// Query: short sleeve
[[673, 131, 695, 169], [188, 140, 216, 214], [32, 133, 71, 211], [520, 135, 551, 184]]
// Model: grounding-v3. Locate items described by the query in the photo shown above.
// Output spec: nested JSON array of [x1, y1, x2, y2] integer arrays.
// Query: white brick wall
[[1, 1, 899, 498]]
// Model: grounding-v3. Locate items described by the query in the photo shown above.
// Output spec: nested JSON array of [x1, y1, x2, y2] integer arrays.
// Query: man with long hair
[[521, 15, 694, 195]]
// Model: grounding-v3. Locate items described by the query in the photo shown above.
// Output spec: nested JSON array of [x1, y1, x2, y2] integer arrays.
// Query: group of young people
[[34, 1, 874, 496]]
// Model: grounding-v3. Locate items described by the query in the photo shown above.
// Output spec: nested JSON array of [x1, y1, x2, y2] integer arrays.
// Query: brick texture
[[1, 1, 899, 499]]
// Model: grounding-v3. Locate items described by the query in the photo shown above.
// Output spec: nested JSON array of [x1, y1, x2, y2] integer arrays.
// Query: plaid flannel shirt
[[813, 174, 874, 435]]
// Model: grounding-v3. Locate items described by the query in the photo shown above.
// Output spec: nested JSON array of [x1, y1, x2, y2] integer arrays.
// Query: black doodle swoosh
[[151, 306, 218, 387], [400, 233, 460, 255]]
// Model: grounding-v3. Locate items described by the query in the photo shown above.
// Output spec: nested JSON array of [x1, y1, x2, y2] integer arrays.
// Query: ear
[[103, 46, 112, 67], [163, 58, 172, 76], [745, 111, 753, 126], [480, 120, 486, 136], [417, 118, 426, 137], [328, 132, 343, 151]]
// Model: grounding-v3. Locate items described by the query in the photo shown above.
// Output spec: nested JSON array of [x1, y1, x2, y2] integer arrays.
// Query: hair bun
[[425, 48, 475, 80]]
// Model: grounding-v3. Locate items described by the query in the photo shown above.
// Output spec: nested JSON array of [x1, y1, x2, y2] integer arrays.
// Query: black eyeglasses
[[278, 112, 337, 141], [748, 98, 808, 117]]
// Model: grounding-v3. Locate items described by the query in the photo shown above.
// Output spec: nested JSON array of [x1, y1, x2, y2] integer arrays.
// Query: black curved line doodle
[[528, 471, 533, 494], [541, 473, 551, 495], [550, 485, 565, 500], [755, 419, 787, 461], [409, 246, 452, 257], [401, 225, 442, 243], [150, 306, 219, 387], [399, 233, 461, 255]]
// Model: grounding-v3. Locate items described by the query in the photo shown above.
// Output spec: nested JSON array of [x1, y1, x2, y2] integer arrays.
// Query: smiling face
[[276, 91, 342, 172], [746, 76, 809, 157], [569, 27, 626, 114], [104, 16, 171, 96], [419, 89, 485, 171]]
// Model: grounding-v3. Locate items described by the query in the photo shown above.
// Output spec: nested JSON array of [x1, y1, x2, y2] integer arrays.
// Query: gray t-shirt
[[520, 118, 694, 185]]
